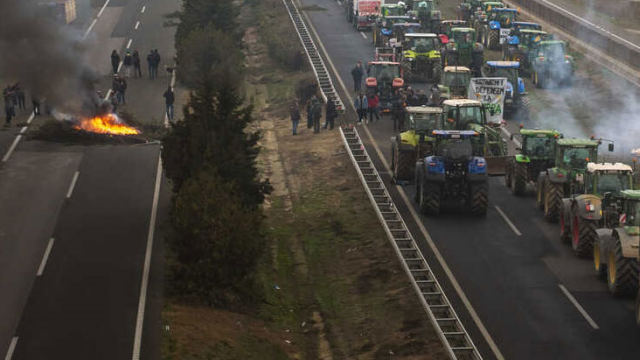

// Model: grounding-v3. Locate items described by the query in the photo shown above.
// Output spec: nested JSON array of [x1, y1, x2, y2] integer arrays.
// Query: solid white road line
[[131, 154, 162, 360], [301, 8, 505, 360], [66, 171, 80, 199], [84, 19, 98, 38], [126, 39, 133, 49], [2, 112, 35, 163], [117, 60, 124, 73], [135, 21, 140, 30], [97, 0, 111, 18], [558, 284, 600, 330], [495, 205, 523, 236], [141, 5, 146, 13], [37, 238, 55, 277], [360, 31, 367, 39], [4, 337, 18, 360]]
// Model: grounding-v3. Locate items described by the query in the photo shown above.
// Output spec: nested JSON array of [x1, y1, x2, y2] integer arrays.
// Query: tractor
[[415, 130, 489, 215], [485, 7, 519, 50], [439, 20, 467, 41], [503, 29, 548, 72], [365, 61, 404, 113], [374, 47, 397, 62], [441, 28, 484, 77], [372, 15, 412, 47], [389, 22, 423, 48], [471, 1, 504, 43], [380, 3, 407, 18], [390, 106, 444, 181], [435, 66, 472, 101], [483, 61, 530, 121], [414, 0, 442, 33], [531, 40, 575, 88], [441, 99, 508, 175], [458, 0, 486, 22], [402, 33, 443, 82], [506, 129, 561, 195], [512, 21, 542, 31], [536, 138, 602, 222], [560, 162, 634, 258], [592, 189, 640, 297]]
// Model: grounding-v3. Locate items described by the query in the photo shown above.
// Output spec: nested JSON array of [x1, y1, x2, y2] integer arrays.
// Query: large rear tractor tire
[[536, 173, 546, 210], [420, 181, 441, 215], [543, 178, 562, 222], [607, 236, 640, 297], [488, 30, 500, 50], [518, 95, 531, 122], [512, 161, 528, 195], [394, 148, 416, 181], [593, 238, 606, 280], [432, 62, 443, 83], [469, 182, 489, 216], [572, 213, 596, 258]]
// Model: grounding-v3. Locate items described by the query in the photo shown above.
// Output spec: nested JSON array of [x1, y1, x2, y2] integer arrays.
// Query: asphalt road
[[302, 0, 640, 358], [0, 0, 179, 358]]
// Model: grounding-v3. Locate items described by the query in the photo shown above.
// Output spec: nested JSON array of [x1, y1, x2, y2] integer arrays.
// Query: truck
[[38, 0, 77, 24], [347, 0, 382, 30]]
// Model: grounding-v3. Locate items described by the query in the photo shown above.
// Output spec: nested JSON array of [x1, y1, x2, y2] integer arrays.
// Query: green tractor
[[592, 190, 640, 297], [471, 2, 504, 43], [439, 20, 467, 41], [442, 28, 484, 77], [458, 0, 487, 22], [503, 29, 548, 73], [402, 33, 443, 82], [506, 129, 561, 195], [435, 66, 473, 101], [390, 106, 444, 181], [531, 40, 575, 88], [441, 99, 508, 175], [560, 162, 633, 258], [536, 138, 602, 222], [414, 0, 442, 33]]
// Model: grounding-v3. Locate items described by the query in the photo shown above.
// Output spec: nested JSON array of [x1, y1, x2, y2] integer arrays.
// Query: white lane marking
[[141, 5, 146, 13], [495, 205, 522, 236], [126, 39, 133, 49], [117, 60, 124, 73], [558, 284, 599, 330], [37, 238, 55, 276], [301, 10, 505, 360], [2, 112, 35, 163], [501, 126, 521, 148], [131, 153, 162, 360], [84, 19, 98, 38], [360, 31, 367, 39], [97, 0, 111, 18], [135, 21, 140, 30], [66, 171, 80, 198], [4, 337, 18, 360]]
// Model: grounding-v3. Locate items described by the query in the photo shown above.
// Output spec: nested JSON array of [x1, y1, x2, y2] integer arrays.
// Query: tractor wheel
[[488, 30, 500, 50], [559, 208, 571, 244], [518, 95, 531, 122], [536, 173, 546, 210], [593, 238, 606, 280], [394, 148, 416, 181], [572, 213, 596, 258], [511, 161, 527, 195], [505, 160, 513, 189], [420, 181, 441, 215], [432, 62, 443, 83], [543, 178, 562, 222], [607, 235, 640, 297], [403, 63, 413, 82], [469, 182, 489, 216]]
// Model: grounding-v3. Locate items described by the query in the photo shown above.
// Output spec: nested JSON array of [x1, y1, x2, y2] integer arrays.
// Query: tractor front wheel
[[543, 178, 562, 222], [607, 236, 640, 297], [572, 213, 596, 258], [420, 181, 441, 215], [593, 238, 606, 280], [512, 161, 528, 195], [518, 95, 531, 122], [394, 148, 416, 181]]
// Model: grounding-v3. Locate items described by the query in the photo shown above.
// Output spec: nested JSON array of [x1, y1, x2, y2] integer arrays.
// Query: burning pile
[[73, 113, 139, 136]]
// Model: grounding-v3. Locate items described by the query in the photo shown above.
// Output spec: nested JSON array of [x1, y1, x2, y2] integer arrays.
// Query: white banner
[[500, 28, 511, 44], [468, 77, 506, 124]]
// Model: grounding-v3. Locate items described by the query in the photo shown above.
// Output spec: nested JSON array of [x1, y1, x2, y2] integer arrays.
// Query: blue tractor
[[486, 7, 519, 50], [483, 61, 530, 121], [415, 130, 489, 215]]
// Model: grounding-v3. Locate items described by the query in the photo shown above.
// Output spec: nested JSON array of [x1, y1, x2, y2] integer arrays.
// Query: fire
[[74, 113, 140, 135]]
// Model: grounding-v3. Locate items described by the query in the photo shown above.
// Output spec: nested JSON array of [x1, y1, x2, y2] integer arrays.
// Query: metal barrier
[[340, 125, 482, 360], [282, 0, 345, 112]]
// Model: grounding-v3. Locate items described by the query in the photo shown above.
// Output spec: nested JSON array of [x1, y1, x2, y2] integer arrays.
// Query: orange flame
[[74, 114, 140, 135]]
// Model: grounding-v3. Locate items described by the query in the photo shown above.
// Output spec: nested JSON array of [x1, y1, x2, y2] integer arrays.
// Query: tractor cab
[[431, 130, 484, 158], [438, 66, 472, 100], [520, 129, 559, 160], [391, 22, 423, 45], [404, 33, 440, 54], [507, 29, 547, 47], [450, 27, 477, 48], [556, 139, 600, 173], [406, 106, 444, 138], [484, 61, 524, 97], [489, 7, 518, 29], [619, 190, 640, 230], [585, 163, 634, 197], [439, 20, 467, 43], [382, 4, 407, 17], [512, 21, 542, 31], [366, 61, 403, 89], [474, 1, 504, 20], [537, 40, 569, 61], [442, 99, 486, 131]]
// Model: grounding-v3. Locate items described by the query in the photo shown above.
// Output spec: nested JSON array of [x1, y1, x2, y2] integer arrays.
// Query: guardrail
[[510, 0, 640, 71], [282, 0, 345, 112], [339, 125, 482, 360]]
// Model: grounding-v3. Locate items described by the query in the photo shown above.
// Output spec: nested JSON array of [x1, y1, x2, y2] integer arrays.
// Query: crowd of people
[[2, 83, 38, 126], [289, 94, 338, 136]]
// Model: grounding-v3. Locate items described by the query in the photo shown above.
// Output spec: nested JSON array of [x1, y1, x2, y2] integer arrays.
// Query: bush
[[259, 0, 306, 71]]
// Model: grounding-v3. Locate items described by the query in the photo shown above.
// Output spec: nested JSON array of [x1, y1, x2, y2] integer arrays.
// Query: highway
[[0, 0, 179, 359], [302, 0, 640, 359]]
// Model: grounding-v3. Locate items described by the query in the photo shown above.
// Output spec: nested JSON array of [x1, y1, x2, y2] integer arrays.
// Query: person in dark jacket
[[111, 50, 120, 74], [3, 86, 14, 125], [290, 100, 301, 135], [305, 96, 315, 129], [15, 84, 25, 111], [123, 49, 133, 77], [132, 50, 142, 77], [351, 61, 364, 92], [354, 92, 368, 124], [163, 86, 175, 121], [152, 49, 161, 79], [147, 51, 154, 79], [311, 97, 322, 134], [32, 94, 40, 116], [324, 97, 337, 130]]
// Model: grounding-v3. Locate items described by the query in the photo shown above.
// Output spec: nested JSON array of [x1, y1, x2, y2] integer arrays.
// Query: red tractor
[[366, 61, 404, 113]]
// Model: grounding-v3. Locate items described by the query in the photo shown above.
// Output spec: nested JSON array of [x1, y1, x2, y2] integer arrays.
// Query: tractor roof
[[432, 130, 479, 138], [621, 190, 640, 200], [557, 138, 599, 147], [451, 27, 475, 33], [369, 61, 400, 65], [444, 66, 471, 73], [405, 33, 438, 38], [491, 8, 518, 12], [514, 21, 540, 27], [587, 162, 633, 173], [383, 4, 402, 8], [518, 29, 547, 35], [483, 2, 504, 7], [443, 99, 482, 107], [406, 106, 443, 114], [393, 22, 422, 28], [540, 40, 565, 46], [442, 20, 466, 25], [520, 129, 561, 137], [486, 61, 520, 68]]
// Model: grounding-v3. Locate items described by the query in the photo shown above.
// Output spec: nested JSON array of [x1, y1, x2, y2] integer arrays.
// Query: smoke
[[0, 0, 100, 115]]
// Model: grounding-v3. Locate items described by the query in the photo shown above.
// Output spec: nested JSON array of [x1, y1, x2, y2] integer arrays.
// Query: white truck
[[346, 0, 381, 30]]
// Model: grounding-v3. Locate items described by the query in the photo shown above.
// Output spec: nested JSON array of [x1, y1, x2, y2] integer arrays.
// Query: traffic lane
[[0, 144, 83, 358], [13, 144, 160, 360]]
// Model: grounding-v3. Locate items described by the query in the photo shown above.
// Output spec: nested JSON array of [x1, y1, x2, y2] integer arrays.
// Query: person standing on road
[[290, 100, 301, 135], [163, 86, 175, 121], [324, 97, 337, 130], [305, 96, 315, 129], [123, 50, 133, 77], [15, 84, 25, 112], [32, 94, 40, 116], [153, 49, 161, 79], [118, 76, 127, 104], [132, 50, 142, 78], [312, 97, 322, 134], [3, 86, 14, 125], [351, 61, 364, 92], [368, 92, 380, 122], [111, 50, 120, 74], [354, 92, 368, 124], [147, 51, 155, 79]]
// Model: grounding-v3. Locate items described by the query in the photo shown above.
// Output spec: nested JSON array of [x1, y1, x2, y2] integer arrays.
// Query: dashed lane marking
[[495, 205, 523, 236], [135, 21, 140, 30], [37, 238, 55, 277], [4, 337, 18, 360], [141, 5, 146, 13], [558, 284, 600, 330], [2, 112, 36, 163], [126, 39, 133, 49], [360, 31, 367, 39], [66, 171, 80, 199]]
